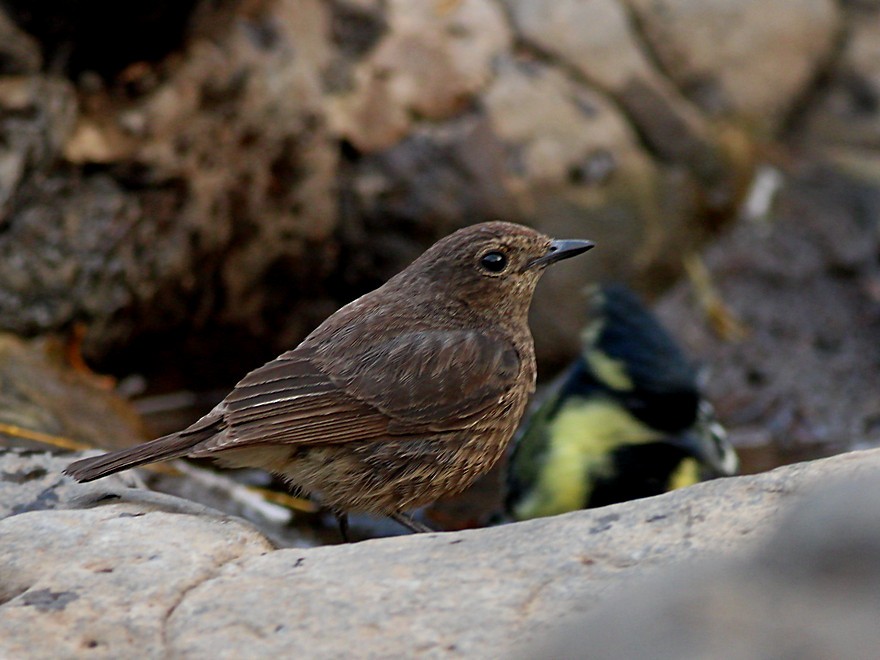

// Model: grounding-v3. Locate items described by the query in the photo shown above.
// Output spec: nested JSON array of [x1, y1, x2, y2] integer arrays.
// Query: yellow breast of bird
[[513, 396, 664, 519]]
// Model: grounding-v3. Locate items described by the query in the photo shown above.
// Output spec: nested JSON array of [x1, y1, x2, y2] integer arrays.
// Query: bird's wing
[[322, 329, 521, 430], [200, 330, 520, 452]]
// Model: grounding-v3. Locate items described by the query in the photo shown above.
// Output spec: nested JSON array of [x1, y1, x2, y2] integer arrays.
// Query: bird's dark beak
[[526, 239, 595, 270], [666, 427, 739, 478]]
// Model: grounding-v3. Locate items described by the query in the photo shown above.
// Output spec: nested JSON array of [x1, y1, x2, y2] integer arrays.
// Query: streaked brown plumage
[[65, 222, 593, 536]]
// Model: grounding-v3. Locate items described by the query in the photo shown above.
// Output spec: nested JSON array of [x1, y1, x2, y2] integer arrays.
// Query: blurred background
[[0, 0, 878, 541]]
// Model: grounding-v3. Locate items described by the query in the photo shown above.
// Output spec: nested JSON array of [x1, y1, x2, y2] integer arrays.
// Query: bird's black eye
[[479, 251, 508, 273]]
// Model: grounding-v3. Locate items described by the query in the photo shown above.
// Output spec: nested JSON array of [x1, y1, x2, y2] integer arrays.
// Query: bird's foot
[[334, 511, 350, 542], [390, 511, 435, 534]]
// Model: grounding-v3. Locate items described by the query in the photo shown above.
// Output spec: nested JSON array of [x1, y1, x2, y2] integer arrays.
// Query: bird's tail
[[64, 416, 223, 482]]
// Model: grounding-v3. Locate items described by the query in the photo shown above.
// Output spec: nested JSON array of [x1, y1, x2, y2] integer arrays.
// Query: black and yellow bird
[[506, 283, 737, 520]]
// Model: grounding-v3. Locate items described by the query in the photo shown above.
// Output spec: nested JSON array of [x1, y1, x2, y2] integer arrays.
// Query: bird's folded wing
[[200, 330, 520, 452], [321, 329, 521, 430], [200, 354, 387, 451]]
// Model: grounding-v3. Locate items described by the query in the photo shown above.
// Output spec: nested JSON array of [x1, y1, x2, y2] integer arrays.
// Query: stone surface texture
[[2, 447, 879, 657], [623, 0, 840, 132], [0, 0, 845, 376], [538, 472, 880, 659], [802, 3, 880, 152]]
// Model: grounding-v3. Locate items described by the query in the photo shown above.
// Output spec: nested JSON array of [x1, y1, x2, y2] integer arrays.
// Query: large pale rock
[[0, 504, 273, 659], [803, 6, 880, 150], [623, 0, 840, 133], [500, 0, 715, 162], [327, 0, 511, 152], [500, 0, 755, 221], [540, 474, 880, 659], [2, 447, 880, 657]]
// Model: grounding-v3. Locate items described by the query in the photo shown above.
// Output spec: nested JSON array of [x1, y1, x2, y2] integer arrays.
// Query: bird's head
[[398, 221, 594, 323]]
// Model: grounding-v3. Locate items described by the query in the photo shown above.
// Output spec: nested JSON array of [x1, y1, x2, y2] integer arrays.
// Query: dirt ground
[[655, 160, 880, 474]]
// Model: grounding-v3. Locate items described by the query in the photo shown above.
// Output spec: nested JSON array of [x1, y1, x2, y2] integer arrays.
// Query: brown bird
[[65, 222, 593, 538]]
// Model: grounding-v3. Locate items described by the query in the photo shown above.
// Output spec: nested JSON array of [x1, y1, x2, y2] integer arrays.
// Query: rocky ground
[[655, 162, 880, 473], [1, 2, 880, 656], [2, 447, 880, 657]]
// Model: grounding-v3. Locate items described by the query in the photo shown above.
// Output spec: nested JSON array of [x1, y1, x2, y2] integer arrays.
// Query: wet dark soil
[[655, 161, 880, 475]]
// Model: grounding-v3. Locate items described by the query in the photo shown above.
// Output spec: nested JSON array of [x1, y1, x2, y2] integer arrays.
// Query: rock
[[501, 0, 715, 161], [105, 0, 341, 352], [539, 472, 880, 659], [0, 446, 323, 548], [327, 0, 511, 152], [482, 57, 648, 195], [2, 446, 880, 657], [0, 0, 344, 381], [0, 501, 273, 659], [502, 0, 660, 91], [0, 173, 152, 339], [336, 113, 519, 291], [802, 4, 880, 151], [501, 0, 758, 218], [0, 0, 846, 381], [0, 76, 77, 219], [0, 448, 217, 520], [623, 0, 840, 134]]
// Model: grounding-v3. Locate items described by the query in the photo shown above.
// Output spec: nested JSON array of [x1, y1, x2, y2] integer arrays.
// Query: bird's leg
[[390, 512, 435, 534], [335, 511, 350, 542]]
